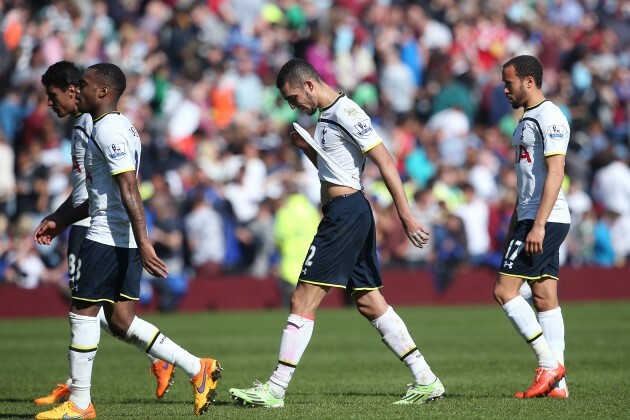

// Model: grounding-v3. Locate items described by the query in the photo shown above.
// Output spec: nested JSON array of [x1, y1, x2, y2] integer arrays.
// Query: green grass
[[2, 302, 629, 419]]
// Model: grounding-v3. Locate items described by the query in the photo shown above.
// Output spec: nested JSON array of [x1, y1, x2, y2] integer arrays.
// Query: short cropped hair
[[41, 61, 81, 91], [276, 58, 322, 89], [503, 55, 543, 88], [87, 63, 127, 96]]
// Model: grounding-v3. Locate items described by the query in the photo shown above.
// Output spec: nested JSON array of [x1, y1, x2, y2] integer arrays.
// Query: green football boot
[[229, 381, 285, 408], [393, 378, 446, 405]]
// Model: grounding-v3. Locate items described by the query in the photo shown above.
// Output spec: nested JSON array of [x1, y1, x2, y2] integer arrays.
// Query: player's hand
[[139, 242, 169, 278], [33, 218, 63, 245], [525, 224, 545, 255], [402, 217, 430, 248], [290, 129, 311, 152]]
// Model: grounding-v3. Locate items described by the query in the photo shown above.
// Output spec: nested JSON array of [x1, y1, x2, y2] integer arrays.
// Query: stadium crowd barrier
[[1, 266, 628, 318]]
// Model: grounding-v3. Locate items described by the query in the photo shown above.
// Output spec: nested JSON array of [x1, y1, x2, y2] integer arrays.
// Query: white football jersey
[[512, 100, 571, 223], [84, 112, 141, 248], [314, 94, 382, 190], [70, 113, 92, 227]]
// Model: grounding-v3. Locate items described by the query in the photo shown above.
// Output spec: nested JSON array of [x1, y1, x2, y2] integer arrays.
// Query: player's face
[[502, 65, 528, 109], [280, 81, 318, 115], [76, 68, 101, 114], [45, 85, 78, 118]]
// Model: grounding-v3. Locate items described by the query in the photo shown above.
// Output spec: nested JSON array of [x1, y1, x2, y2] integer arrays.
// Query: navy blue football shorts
[[71, 238, 143, 303], [498, 219, 570, 283], [298, 192, 382, 291], [67, 225, 87, 288]]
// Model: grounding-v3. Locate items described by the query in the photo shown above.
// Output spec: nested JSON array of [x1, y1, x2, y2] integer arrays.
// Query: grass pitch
[[1, 302, 629, 419]]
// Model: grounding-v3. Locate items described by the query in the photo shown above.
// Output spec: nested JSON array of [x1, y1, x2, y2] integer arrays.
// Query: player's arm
[[367, 143, 429, 248], [115, 170, 169, 278], [34, 200, 89, 245], [526, 154, 565, 255], [33, 194, 73, 240], [290, 128, 318, 168]]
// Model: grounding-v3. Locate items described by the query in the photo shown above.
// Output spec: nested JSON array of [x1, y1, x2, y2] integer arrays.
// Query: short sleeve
[[335, 102, 382, 153], [94, 126, 136, 175], [542, 110, 570, 156]]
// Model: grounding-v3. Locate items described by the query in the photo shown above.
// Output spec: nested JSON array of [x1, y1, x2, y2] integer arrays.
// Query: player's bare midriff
[[321, 180, 358, 205]]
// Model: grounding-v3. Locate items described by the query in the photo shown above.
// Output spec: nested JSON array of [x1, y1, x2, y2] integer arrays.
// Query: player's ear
[[304, 80, 314, 92], [68, 85, 76, 97], [526, 75, 534, 89], [98, 86, 109, 98]]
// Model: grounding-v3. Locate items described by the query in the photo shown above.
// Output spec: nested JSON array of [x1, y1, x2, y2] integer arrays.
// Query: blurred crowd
[[1, 0, 629, 309]]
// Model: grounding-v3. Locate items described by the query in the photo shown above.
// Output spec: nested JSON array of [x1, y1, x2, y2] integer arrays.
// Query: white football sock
[[124, 316, 200, 379], [68, 312, 100, 410], [96, 306, 112, 335], [538, 307, 566, 388], [502, 296, 557, 369], [268, 314, 314, 398], [98, 307, 159, 364], [371, 306, 437, 384]]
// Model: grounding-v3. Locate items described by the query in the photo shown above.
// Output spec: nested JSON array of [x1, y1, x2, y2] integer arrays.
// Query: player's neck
[[524, 93, 547, 110], [318, 85, 342, 111], [90, 104, 119, 121]]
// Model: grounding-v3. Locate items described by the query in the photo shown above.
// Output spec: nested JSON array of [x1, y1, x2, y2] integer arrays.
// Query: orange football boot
[[190, 358, 222, 415], [150, 361, 175, 398], [35, 401, 96, 419], [514, 364, 566, 398], [34, 384, 70, 405]]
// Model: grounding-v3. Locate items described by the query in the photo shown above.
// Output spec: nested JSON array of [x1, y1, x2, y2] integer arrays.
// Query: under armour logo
[[503, 261, 514, 269], [301, 267, 307, 275]]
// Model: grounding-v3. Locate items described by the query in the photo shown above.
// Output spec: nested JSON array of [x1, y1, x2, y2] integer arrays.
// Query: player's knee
[[106, 315, 133, 338], [353, 291, 387, 320], [493, 284, 514, 306], [533, 296, 558, 312]]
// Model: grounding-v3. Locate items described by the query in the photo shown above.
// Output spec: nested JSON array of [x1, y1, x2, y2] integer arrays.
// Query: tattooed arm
[[115, 170, 168, 278]]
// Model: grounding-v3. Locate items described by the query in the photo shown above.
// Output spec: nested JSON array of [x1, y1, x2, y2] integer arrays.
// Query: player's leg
[[105, 302, 221, 414], [532, 278, 568, 397], [354, 289, 445, 404], [36, 300, 100, 420], [494, 274, 564, 397], [35, 225, 86, 406], [494, 220, 567, 397], [107, 245, 221, 415], [230, 193, 365, 407], [36, 237, 105, 419], [229, 282, 328, 408], [96, 305, 175, 398]]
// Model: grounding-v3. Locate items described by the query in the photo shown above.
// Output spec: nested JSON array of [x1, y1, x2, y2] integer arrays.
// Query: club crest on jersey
[[547, 124, 567, 139], [354, 119, 373, 136], [322, 126, 327, 145], [108, 143, 127, 160]]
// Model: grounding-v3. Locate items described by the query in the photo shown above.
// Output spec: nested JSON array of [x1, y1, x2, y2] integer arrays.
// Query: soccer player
[[493, 55, 570, 398], [34, 63, 221, 419], [33, 61, 176, 407], [229, 58, 444, 407]]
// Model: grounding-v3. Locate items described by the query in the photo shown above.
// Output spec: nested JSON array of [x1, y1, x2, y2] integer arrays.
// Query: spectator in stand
[[146, 192, 187, 312], [455, 183, 491, 267], [184, 189, 224, 279], [0, 131, 16, 216], [274, 183, 320, 307], [432, 211, 467, 292]]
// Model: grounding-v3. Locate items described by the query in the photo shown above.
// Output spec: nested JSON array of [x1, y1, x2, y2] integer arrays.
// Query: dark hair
[[41, 61, 81, 91], [87, 63, 127, 96], [276, 58, 321, 89], [503, 55, 543, 88]]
